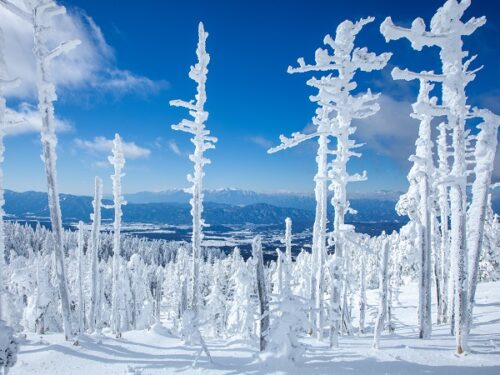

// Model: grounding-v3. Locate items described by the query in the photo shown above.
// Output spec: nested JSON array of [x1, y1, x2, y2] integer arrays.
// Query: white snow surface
[[11, 281, 500, 374]]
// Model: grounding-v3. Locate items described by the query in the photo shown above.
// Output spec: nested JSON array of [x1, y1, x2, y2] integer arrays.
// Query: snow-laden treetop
[[380, 0, 485, 50], [109, 133, 125, 172], [170, 22, 216, 152], [108, 133, 126, 208], [268, 17, 391, 154]]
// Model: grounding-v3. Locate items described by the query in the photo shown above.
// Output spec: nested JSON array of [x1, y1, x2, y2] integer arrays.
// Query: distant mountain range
[[122, 188, 404, 210], [4, 189, 406, 226], [4, 188, 498, 227]]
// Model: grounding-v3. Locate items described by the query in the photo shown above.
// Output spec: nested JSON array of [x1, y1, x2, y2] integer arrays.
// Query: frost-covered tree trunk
[[13, 0, 81, 341], [76, 221, 85, 336], [381, 1, 486, 352], [311, 138, 328, 338], [414, 80, 435, 339], [88, 176, 102, 333], [284, 217, 292, 278], [373, 237, 389, 349], [109, 134, 126, 337], [170, 23, 216, 323], [274, 250, 283, 295], [467, 110, 499, 333], [358, 253, 366, 335], [253, 236, 269, 351], [340, 253, 353, 336], [154, 266, 163, 322], [432, 211, 443, 324], [270, 17, 390, 342], [437, 122, 450, 323], [285, 217, 292, 262]]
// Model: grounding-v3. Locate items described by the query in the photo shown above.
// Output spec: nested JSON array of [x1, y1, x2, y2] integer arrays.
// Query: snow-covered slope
[[11, 281, 500, 375]]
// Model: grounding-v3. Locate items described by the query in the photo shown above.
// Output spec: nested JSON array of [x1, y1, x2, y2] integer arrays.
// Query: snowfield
[[11, 281, 500, 375]]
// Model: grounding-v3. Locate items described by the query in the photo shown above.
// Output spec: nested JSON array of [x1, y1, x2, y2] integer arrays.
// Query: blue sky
[[1, 0, 499, 196]]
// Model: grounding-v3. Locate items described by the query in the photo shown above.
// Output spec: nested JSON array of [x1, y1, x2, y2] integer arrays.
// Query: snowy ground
[[11, 281, 500, 375]]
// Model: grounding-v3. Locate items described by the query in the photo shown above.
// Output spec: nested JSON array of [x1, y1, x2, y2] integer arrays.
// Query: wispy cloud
[[248, 136, 273, 150], [168, 140, 182, 156], [75, 136, 151, 160], [0, 3, 167, 99]]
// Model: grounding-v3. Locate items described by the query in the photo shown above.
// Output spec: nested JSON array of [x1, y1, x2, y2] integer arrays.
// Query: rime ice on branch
[[170, 22, 216, 322], [0, 0, 81, 341], [270, 16, 390, 346], [381, 0, 486, 354]]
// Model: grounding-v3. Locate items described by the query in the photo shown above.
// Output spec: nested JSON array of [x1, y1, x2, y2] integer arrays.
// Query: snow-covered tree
[[88, 176, 103, 333], [435, 120, 451, 324], [261, 271, 306, 364], [0, 320, 17, 374], [226, 250, 255, 339], [381, 0, 486, 354], [0, 25, 18, 373], [284, 217, 292, 266], [253, 235, 269, 351], [358, 246, 367, 335], [205, 261, 226, 338], [373, 236, 390, 349], [0, 0, 81, 340], [127, 254, 153, 330], [391, 74, 446, 338], [109, 134, 127, 337], [170, 22, 216, 325], [76, 221, 85, 337], [280, 217, 293, 291], [269, 17, 390, 343], [479, 196, 500, 282], [467, 109, 500, 332]]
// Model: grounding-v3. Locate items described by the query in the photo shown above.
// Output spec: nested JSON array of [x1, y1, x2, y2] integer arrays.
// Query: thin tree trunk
[[253, 236, 269, 351], [373, 238, 390, 349]]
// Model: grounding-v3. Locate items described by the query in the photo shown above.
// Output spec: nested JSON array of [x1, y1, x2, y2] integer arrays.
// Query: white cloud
[[4, 102, 72, 136], [168, 140, 182, 156], [249, 136, 273, 150], [75, 136, 151, 160], [0, 1, 167, 99], [355, 94, 418, 169]]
